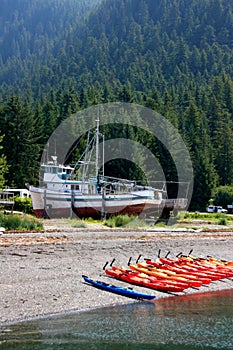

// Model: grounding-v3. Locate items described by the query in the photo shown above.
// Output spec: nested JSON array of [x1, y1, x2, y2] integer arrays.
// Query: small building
[[0, 191, 15, 212], [3, 188, 31, 198]]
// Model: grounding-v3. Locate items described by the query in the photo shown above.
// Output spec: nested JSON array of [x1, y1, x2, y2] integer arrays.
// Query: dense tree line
[[0, 0, 233, 210]]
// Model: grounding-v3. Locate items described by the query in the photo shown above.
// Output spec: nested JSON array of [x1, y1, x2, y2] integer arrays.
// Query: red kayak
[[207, 256, 233, 268], [112, 265, 191, 289], [105, 268, 187, 293], [133, 263, 208, 287], [189, 260, 233, 277], [158, 257, 233, 279], [144, 260, 221, 282], [129, 264, 203, 288]]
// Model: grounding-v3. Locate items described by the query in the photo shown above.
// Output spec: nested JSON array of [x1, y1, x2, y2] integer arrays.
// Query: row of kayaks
[[83, 253, 233, 300]]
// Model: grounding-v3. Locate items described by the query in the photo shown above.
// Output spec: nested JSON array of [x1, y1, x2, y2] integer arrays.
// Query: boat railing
[[162, 198, 188, 209], [0, 191, 15, 211]]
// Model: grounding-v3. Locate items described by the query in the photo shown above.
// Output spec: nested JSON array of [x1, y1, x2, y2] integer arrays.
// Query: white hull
[[29, 186, 163, 218]]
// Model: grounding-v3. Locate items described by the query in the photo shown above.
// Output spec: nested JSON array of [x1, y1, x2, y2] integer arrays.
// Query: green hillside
[[0, 0, 233, 211], [0, 0, 100, 89]]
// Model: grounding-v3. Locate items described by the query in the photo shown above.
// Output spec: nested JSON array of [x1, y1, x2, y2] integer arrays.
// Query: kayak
[[207, 256, 233, 268], [129, 264, 203, 288], [142, 260, 219, 282], [189, 260, 233, 277], [111, 266, 191, 289], [105, 268, 188, 292], [158, 257, 233, 279], [82, 275, 156, 300], [138, 261, 212, 279]]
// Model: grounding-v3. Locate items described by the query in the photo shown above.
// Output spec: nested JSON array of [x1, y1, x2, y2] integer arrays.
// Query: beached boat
[[27, 118, 166, 219], [82, 275, 156, 300]]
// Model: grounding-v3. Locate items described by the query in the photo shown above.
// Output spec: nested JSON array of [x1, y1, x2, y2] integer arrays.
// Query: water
[[0, 289, 232, 350]]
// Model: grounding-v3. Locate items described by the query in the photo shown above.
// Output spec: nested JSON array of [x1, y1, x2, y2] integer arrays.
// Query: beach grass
[[71, 218, 88, 228], [0, 213, 43, 231], [104, 214, 137, 227], [177, 211, 231, 224]]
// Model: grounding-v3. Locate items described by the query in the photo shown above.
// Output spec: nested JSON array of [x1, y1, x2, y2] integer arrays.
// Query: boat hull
[[29, 186, 163, 219]]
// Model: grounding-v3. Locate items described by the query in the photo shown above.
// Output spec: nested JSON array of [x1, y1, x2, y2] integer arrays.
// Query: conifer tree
[[0, 95, 41, 187], [0, 134, 8, 188]]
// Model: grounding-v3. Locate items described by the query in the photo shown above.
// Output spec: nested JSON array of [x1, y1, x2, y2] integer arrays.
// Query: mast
[[102, 133, 105, 178], [95, 107, 100, 179]]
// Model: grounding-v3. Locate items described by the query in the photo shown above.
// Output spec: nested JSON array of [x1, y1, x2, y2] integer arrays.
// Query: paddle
[[158, 249, 161, 258], [179, 249, 193, 258], [103, 261, 109, 270], [188, 249, 193, 256], [136, 254, 142, 264], [165, 251, 170, 258], [127, 256, 132, 266], [110, 258, 116, 267]]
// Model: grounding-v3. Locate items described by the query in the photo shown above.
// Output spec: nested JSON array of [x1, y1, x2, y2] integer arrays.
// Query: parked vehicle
[[207, 205, 227, 213]]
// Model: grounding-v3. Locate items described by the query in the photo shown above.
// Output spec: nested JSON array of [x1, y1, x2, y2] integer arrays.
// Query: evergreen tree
[[0, 134, 8, 188], [0, 95, 41, 187], [183, 101, 218, 209], [0, 0, 233, 210]]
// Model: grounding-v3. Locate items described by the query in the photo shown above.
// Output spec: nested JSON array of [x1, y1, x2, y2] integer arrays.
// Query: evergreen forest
[[1, 0, 233, 211]]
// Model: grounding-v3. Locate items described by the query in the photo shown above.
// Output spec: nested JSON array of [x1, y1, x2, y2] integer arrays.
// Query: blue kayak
[[82, 275, 156, 300]]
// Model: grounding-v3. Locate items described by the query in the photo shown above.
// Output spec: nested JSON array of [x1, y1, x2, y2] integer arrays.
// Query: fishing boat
[[27, 117, 166, 219], [82, 275, 156, 300]]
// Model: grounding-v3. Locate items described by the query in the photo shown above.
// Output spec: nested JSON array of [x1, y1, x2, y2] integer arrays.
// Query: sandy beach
[[0, 220, 233, 325]]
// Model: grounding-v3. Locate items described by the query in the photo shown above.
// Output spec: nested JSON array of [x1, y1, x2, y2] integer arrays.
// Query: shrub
[[217, 217, 227, 226], [104, 214, 137, 227], [212, 186, 233, 209], [71, 219, 87, 228], [126, 217, 149, 228], [14, 196, 33, 214], [0, 213, 43, 231]]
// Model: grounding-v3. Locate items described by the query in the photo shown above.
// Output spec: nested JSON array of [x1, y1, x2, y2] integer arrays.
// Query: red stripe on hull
[[34, 202, 155, 219]]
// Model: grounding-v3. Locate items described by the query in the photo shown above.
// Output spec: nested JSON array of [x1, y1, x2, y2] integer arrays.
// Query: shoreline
[[0, 224, 233, 325]]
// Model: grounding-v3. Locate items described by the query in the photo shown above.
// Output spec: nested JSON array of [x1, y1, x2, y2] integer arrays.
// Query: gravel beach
[[0, 221, 233, 325]]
